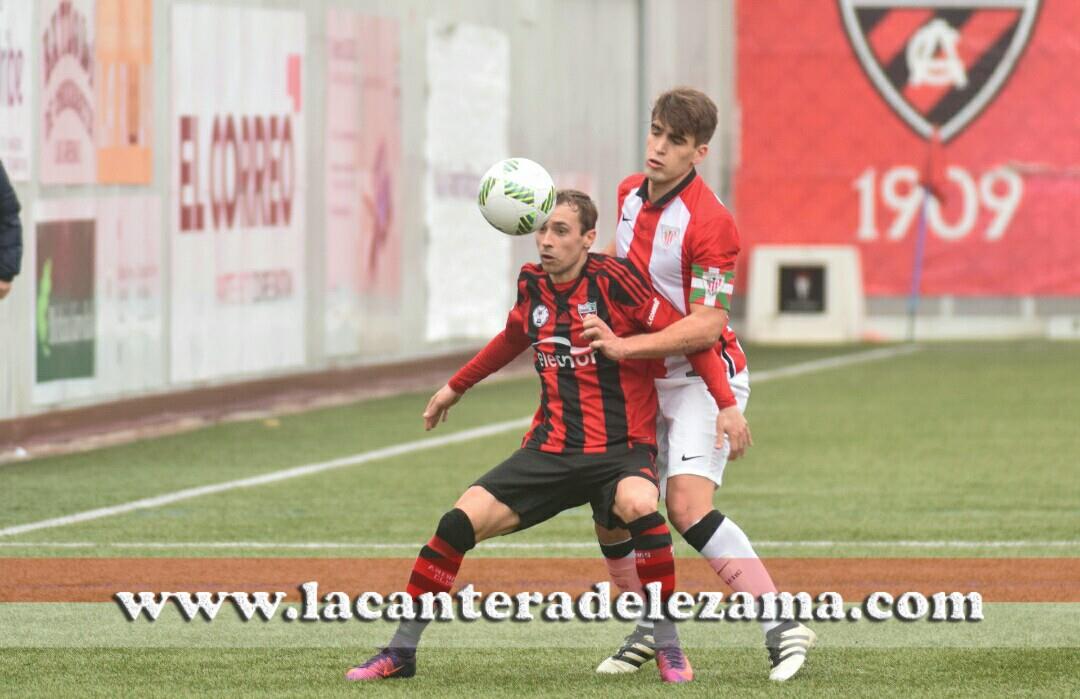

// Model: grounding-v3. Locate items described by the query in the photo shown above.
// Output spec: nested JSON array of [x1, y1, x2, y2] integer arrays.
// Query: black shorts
[[474, 444, 658, 532]]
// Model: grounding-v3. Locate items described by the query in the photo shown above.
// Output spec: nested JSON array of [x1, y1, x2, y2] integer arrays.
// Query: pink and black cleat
[[656, 645, 694, 683], [345, 647, 416, 682]]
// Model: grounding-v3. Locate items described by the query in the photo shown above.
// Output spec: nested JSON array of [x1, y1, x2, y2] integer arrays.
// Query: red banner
[[735, 0, 1080, 296]]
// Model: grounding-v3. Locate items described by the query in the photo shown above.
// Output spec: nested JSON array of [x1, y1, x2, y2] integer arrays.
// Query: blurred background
[[1, 0, 1077, 447]]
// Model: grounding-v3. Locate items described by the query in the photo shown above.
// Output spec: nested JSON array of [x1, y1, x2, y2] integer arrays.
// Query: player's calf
[[624, 511, 693, 683], [346, 506, 481, 681], [595, 534, 656, 674]]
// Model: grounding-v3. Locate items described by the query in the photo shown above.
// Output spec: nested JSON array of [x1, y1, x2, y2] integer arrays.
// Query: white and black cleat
[[766, 621, 816, 681], [596, 626, 655, 674]]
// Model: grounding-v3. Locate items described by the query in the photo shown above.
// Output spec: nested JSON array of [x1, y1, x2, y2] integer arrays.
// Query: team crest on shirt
[[576, 301, 597, 318], [659, 224, 681, 248], [838, 0, 1041, 142], [532, 304, 550, 327]]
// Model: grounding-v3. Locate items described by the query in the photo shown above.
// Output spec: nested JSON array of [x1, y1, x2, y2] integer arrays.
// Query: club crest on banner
[[838, 0, 1041, 141], [705, 271, 725, 298]]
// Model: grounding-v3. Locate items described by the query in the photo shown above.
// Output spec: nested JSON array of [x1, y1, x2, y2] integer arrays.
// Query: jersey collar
[[543, 259, 589, 301], [636, 167, 697, 209]]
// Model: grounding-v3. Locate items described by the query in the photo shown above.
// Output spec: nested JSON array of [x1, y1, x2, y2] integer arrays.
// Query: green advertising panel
[[35, 219, 96, 383]]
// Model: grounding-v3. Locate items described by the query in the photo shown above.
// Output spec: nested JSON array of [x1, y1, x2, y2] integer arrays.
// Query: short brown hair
[[651, 87, 718, 146], [555, 189, 597, 233]]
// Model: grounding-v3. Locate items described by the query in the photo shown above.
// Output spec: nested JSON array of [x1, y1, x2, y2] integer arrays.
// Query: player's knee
[[665, 478, 716, 534], [666, 504, 703, 534], [613, 476, 661, 523], [435, 508, 477, 553], [613, 493, 658, 524], [454, 486, 519, 541], [665, 494, 714, 534]]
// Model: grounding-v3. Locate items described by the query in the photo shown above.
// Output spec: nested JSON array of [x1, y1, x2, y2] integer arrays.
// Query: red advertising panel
[[735, 0, 1079, 296]]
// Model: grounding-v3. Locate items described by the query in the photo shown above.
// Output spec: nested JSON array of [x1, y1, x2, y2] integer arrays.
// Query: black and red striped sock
[[628, 512, 678, 646], [391, 508, 475, 650]]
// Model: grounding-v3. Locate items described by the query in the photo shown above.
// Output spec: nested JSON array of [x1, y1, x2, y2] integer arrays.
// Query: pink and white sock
[[682, 509, 781, 635]]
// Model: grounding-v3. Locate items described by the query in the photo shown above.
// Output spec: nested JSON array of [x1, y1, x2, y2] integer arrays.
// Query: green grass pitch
[[1, 341, 1077, 696]]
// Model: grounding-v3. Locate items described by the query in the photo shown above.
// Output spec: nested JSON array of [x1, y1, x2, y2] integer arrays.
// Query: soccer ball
[[477, 158, 556, 236]]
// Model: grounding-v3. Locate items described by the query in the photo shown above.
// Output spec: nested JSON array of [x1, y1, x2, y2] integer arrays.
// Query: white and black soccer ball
[[477, 158, 556, 236]]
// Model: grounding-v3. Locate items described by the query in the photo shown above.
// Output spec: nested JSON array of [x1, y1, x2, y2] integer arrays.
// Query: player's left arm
[[684, 346, 752, 459], [640, 295, 751, 458], [583, 303, 726, 360], [584, 213, 738, 359]]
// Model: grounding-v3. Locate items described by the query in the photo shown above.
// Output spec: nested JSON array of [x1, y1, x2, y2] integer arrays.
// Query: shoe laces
[[656, 646, 686, 670], [618, 627, 651, 648], [358, 648, 401, 670]]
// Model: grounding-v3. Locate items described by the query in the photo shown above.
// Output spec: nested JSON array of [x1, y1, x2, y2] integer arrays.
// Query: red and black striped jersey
[[449, 254, 734, 455]]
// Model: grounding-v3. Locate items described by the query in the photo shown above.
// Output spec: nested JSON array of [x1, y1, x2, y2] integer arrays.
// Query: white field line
[[748, 344, 921, 382], [0, 345, 920, 540], [0, 418, 532, 538], [0, 539, 1078, 551]]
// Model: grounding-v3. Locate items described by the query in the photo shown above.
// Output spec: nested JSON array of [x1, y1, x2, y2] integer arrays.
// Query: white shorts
[[655, 368, 750, 495]]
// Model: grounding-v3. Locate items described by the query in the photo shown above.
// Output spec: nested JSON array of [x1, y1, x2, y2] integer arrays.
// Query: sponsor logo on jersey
[[646, 298, 661, 327], [532, 336, 598, 369], [532, 304, 550, 327], [838, 0, 1041, 141]]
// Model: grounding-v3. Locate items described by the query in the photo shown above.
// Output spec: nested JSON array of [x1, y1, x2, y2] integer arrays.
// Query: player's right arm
[[585, 302, 725, 359], [423, 281, 532, 430]]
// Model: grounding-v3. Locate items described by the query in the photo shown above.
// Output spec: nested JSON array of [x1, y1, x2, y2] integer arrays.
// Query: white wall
[[0, 0, 669, 420]]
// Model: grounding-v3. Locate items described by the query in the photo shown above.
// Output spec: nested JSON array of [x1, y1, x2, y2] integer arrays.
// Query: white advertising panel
[[0, 0, 33, 180], [424, 22, 512, 342], [170, 4, 306, 382]]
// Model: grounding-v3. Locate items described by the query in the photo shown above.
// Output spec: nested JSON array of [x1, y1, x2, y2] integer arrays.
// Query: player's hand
[[582, 315, 628, 361], [0, 281, 10, 300], [423, 384, 463, 431], [716, 406, 752, 460]]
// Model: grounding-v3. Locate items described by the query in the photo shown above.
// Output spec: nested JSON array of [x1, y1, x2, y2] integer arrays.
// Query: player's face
[[535, 203, 596, 282], [644, 119, 708, 187]]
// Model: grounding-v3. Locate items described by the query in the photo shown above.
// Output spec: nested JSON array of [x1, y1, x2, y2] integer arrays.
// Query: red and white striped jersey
[[615, 169, 748, 379]]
